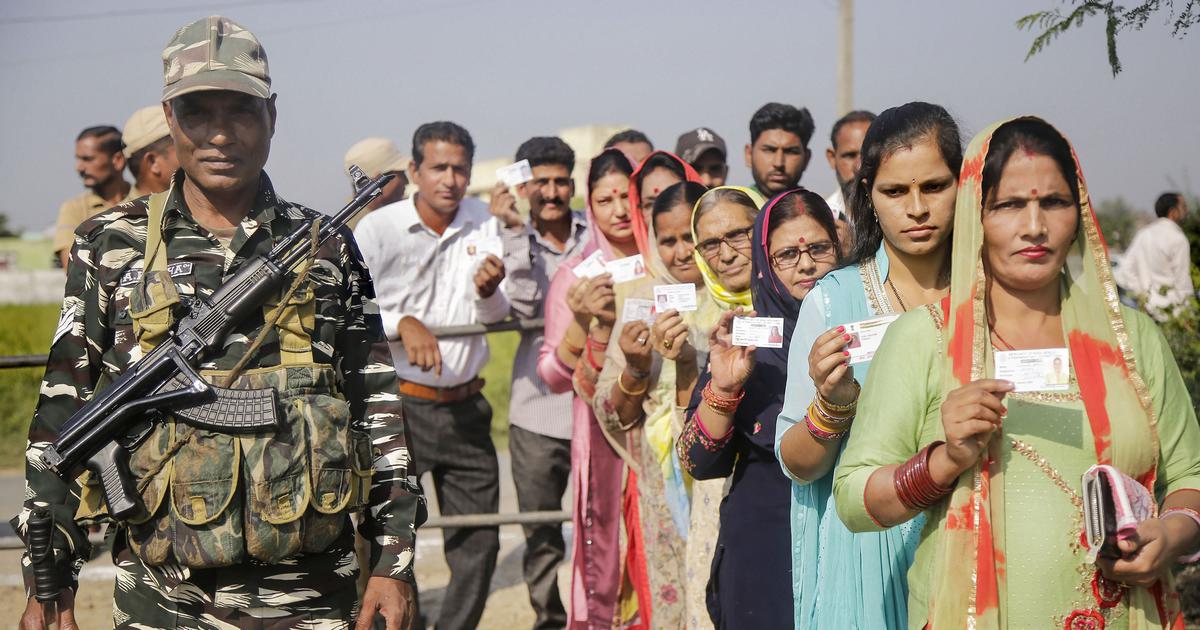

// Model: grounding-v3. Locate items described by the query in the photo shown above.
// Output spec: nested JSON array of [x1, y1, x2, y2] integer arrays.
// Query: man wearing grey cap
[[122, 105, 179, 198], [676, 127, 728, 188], [15, 15, 421, 630]]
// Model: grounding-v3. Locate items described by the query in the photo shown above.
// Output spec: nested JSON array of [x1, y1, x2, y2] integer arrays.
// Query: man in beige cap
[[16, 15, 420, 630], [122, 105, 179, 198], [51, 125, 132, 267], [344, 137, 409, 229]]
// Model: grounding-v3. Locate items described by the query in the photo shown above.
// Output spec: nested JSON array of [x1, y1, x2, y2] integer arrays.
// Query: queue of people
[[31, 14, 1200, 630]]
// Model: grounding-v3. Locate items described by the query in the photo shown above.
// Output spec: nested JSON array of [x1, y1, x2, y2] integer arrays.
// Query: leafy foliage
[[1017, 0, 1200, 75], [1095, 196, 1144, 250]]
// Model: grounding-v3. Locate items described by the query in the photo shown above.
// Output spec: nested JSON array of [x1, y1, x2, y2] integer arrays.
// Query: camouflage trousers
[[110, 527, 360, 629]]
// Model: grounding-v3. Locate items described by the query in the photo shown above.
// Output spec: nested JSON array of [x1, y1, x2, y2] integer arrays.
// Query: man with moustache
[[52, 125, 133, 267], [354, 121, 509, 630], [497, 136, 587, 629], [18, 16, 421, 629], [825, 109, 875, 248], [744, 102, 816, 198]]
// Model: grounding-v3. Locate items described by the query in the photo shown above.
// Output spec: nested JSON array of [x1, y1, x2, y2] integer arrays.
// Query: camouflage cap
[[343, 138, 408, 184], [121, 105, 171, 158], [161, 15, 270, 102]]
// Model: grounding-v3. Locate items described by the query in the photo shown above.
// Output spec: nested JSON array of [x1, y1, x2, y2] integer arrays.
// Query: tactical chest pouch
[[78, 192, 374, 568]]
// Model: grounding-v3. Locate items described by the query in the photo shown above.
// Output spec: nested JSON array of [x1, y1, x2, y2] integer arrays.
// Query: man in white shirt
[[354, 121, 508, 630], [1115, 192, 1194, 321], [824, 109, 875, 251]]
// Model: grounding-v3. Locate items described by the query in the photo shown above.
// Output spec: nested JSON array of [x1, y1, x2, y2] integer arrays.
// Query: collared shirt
[[1114, 217, 1195, 320], [354, 194, 510, 388], [502, 214, 589, 440], [825, 187, 847, 221], [19, 171, 418, 587], [52, 183, 138, 253]]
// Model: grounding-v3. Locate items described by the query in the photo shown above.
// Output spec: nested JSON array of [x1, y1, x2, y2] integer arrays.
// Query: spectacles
[[770, 241, 836, 269], [697, 227, 753, 258]]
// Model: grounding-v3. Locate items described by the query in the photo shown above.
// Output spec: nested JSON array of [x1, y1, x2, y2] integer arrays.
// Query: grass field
[[0, 304, 522, 469]]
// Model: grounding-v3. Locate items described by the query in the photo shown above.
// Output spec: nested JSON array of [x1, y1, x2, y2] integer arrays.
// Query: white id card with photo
[[464, 235, 503, 260], [496, 159, 534, 187], [605, 254, 647, 284], [731, 316, 785, 349], [622, 298, 656, 324], [844, 314, 901, 364], [574, 250, 607, 279], [652, 283, 698, 312], [993, 347, 1071, 392]]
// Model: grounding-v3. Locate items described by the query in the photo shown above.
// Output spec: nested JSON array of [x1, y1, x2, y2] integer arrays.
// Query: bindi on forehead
[[1031, 188, 1039, 198]]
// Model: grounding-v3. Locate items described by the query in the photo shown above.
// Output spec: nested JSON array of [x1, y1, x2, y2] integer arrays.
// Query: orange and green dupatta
[[930, 117, 1182, 629]]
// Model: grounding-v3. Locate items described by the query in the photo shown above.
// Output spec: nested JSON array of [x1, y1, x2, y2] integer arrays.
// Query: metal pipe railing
[[0, 318, 545, 370]]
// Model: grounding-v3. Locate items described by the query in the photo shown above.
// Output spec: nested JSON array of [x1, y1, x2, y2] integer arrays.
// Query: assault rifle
[[27, 166, 392, 602]]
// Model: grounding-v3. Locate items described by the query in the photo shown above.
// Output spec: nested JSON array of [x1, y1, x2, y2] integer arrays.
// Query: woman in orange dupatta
[[834, 117, 1200, 629]]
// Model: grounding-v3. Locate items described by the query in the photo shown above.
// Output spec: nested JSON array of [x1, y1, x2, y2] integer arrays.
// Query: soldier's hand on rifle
[[357, 576, 416, 630], [21, 589, 78, 630], [397, 316, 442, 377], [474, 254, 506, 299]]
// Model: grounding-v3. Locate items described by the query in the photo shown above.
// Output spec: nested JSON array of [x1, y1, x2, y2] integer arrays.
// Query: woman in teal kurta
[[775, 102, 963, 628]]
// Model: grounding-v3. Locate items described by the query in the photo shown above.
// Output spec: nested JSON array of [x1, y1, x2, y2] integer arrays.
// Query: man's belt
[[398, 378, 485, 403]]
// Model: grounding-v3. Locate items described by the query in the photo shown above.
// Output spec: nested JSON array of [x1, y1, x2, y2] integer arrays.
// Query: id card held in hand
[[993, 348, 1070, 392], [844, 314, 901, 364], [622, 298, 656, 324], [731, 316, 785, 349], [605, 254, 647, 284], [652, 283, 698, 312], [496, 159, 533, 187], [574, 250, 607, 279]]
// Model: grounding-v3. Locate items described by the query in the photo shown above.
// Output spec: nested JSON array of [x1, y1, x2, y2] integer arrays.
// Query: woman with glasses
[[774, 102, 963, 629], [676, 187, 840, 628]]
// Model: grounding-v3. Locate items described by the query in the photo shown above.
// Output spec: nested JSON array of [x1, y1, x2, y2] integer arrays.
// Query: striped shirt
[[502, 215, 588, 440]]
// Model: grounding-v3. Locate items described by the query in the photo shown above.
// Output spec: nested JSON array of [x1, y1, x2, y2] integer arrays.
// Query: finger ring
[[637, 336, 647, 345], [663, 338, 673, 349]]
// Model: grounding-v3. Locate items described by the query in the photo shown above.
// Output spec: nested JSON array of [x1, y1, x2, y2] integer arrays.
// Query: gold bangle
[[617, 371, 649, 397]]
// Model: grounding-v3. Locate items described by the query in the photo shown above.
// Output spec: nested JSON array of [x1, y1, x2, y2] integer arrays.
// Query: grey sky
[[0, 0, 1196, 232]]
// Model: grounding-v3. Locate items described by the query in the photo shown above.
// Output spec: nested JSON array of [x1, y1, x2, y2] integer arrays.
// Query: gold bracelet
[[815, 380, 860, 416], [617, 371, 649, 397]]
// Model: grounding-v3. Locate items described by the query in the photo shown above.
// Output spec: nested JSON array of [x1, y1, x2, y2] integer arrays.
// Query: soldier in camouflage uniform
[[15, 15, 422, 630]]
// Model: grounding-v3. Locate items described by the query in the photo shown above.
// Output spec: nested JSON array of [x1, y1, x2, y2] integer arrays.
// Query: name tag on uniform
[[119, 262, 193, 287]]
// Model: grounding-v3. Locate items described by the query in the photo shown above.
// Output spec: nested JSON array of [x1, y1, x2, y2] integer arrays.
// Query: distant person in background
[[604, 128, 654, 164], [501, 136, 588, 630], [52, 126, 132, 267], [745, 102, 815, 198], [825, 109, 876, 248], [354, 121, 509, 630], [121, 105, 178, 197], [343, 136, 409, 229], [1115, 192, 1194, 321], [677, 126, 729, 188]]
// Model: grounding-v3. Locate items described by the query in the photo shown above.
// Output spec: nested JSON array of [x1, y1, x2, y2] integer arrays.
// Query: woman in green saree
[[833, 117, 1200, 629]]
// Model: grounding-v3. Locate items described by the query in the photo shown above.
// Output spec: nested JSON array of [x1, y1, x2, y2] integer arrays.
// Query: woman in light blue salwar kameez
[[774, 102, 964, 629]]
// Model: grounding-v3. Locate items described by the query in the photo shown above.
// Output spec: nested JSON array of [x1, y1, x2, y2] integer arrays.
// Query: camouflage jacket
[[16, 171, 420, 588]]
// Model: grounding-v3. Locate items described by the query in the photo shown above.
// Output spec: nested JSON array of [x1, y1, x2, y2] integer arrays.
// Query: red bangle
[[585, 339, 603, 371], [894, 441, 953, 511], [701, 381, 744, 414]]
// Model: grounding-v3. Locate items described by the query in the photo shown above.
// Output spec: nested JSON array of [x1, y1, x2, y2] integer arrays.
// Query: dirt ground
[[0, 525, 572, 628]]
